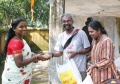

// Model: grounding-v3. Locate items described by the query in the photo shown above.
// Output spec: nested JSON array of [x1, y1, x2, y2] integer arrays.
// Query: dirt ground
[[31, 60, 49, 84]]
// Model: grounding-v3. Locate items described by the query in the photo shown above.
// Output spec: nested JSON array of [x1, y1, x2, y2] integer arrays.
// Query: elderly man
[[50, 13, 91, 81]]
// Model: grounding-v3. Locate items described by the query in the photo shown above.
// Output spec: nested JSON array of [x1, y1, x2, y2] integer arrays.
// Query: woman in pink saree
[[87, 20, 119, 84]]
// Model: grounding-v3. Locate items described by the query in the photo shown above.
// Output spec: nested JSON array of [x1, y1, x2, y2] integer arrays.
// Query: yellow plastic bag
[[59, 70, 77, 84], [56, 59, 82, 84]]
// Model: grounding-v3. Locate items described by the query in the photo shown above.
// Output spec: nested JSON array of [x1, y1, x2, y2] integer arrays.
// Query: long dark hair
[[88, 20, 107, 35], [4, 18, 26, 57]]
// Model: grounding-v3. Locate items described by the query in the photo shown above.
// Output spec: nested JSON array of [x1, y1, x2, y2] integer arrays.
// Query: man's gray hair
[[61, 14, 73, 21]]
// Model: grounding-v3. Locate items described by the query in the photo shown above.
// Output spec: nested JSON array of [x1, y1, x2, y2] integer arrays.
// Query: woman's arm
[[94, 39, 114, 68], [87, 55, 91, 62], [14, 53, 44, 68]]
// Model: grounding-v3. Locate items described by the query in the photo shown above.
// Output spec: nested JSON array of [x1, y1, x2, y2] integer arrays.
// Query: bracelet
[[51, 53, 54, 57], [36, 55, 38, 60], [34, 55, 38, 62]]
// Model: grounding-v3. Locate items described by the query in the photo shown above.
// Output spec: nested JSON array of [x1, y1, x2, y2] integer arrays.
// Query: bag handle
[[63, 29, 79, 49]]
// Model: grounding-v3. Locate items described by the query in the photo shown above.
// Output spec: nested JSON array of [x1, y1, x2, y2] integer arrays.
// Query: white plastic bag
[[114, 57, 120, 73], [56, 59, 82, 84], [81, 74, 93, 84]]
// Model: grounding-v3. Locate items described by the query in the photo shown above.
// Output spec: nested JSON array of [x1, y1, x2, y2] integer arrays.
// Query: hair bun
[[87, 17, 93, 21], [85, 17, 93, 25]]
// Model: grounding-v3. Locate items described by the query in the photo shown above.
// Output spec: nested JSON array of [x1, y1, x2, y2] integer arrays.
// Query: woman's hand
[[37, 53, 51, 61], [42, 53, 52, 59], [86, 64, 97, 74]]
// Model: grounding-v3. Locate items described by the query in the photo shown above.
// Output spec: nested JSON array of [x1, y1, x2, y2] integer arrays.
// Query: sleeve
[[8, 39, 24, 54], [80, 30, 90, 48], [96, 39, 114, 68], [54, 34, 64, 52]]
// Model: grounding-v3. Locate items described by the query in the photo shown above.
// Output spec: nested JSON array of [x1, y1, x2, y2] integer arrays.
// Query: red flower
[[20, 69, 24, 72], [27, 52, 29, 56], [24, 79, 30, 84], [7, 68, 10, 71], [22, 72, 27, 75]]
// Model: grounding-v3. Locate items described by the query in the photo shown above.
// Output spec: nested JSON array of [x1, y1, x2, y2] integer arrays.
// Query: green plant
[[0, 0, 50, 28]]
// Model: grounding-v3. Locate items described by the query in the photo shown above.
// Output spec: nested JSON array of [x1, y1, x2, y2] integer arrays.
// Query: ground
[[31, 60, 49, 84]]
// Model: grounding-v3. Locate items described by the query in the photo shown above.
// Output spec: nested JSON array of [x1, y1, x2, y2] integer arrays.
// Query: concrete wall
[[26, 29, 49, 52], [72, 15, 88, 29], [116, 18, 120, 56]]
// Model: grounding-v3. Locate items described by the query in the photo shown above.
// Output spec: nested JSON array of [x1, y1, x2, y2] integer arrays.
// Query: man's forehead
[[62, 16, 71, 20]]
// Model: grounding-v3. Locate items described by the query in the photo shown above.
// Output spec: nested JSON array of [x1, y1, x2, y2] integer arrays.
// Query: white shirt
[[54, 28, 90, 71]]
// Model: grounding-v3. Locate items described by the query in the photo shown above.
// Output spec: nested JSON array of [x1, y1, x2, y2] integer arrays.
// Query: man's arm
[[77, 46, 91, 54], [51, 51, 63, 57], [69, 47, 91, 58]]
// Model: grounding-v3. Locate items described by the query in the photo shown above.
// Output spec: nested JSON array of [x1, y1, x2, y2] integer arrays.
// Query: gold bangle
[[34, 55, 38, 62], [36, 55, 38, 61]]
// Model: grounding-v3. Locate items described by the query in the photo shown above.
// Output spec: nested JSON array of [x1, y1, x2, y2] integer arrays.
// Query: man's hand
[[37, 53, 51, 61], [42, 53, 52, 60], [68, 51, 78, 58]]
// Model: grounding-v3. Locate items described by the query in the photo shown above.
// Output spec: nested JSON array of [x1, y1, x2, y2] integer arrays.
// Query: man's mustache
[[63, 24, 70, 28]]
